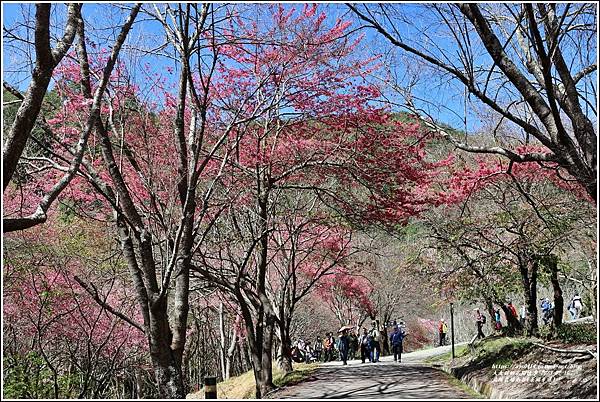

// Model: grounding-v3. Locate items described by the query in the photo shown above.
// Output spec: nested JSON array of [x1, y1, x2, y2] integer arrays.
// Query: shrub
[[555, 323, 596, 344]]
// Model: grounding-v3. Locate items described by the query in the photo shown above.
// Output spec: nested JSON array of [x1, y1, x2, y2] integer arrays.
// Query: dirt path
[[269, 344, 476, 399]]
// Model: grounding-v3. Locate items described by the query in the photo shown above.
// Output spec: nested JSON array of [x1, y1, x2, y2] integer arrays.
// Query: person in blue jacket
[[389, 325, 406, 363]]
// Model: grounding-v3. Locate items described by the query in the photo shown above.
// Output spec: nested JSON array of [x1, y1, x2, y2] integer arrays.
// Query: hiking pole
[[450, 302, 455, 359]]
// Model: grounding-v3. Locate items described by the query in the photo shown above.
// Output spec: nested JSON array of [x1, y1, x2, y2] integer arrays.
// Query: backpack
[[391, 331, 403, 345], [481, 314, 487, 324]]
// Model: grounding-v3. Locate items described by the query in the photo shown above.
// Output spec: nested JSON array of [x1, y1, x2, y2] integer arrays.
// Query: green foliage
[[3, 89, 21, 137], [537, 324, 552, 340], [3, 351, 87, 399], [538, 322, 596, 344], [58, 201, 78, 225], [3, 352, 56, 399], [3, 87, 61, 184], [555, 323, 596, 344]]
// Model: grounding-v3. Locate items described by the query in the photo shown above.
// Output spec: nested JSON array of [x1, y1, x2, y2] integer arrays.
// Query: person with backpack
[[438, 319, 448, 346], [369, 321, 381, 363], [358, 327, 371, 363], [291, 344, 304, 363], [540, 298, 554, 325], [475, 308, 486, 339], [569, 293, 584, 320], [389, 325, 406, 362], [296, 338, 307, 361]]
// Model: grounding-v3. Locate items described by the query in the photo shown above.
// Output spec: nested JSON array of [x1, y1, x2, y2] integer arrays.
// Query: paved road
[[269, 344, 475, 399]]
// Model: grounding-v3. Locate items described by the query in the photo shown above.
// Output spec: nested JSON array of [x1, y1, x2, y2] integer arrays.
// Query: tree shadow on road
[[271, 363, 473, 399]]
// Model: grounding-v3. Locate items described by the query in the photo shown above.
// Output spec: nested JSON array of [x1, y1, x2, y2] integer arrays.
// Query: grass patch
[[444, 372, 485, 399], [471, 336, 532, 361], [273, 363, 318, 389], [424, 345, 469, 364], [207, 362, 318, 399], [449, 336, 533, 379], [425, 337, 532, 367]]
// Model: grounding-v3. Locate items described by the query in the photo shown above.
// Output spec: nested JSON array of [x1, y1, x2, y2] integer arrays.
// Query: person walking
[[338, 329, 350, 365], [519, 305, 527, 326], [389, 325, 406, 362], [369, 321, 381, 363], [314, 336, 323, 362], [540, 298, 553, 325], [507, 301, 518, 320], [438, 319, 448, 346], [494, 308, 502, 331], [323, 332, 335, 363], [569, 293, 584, 320], [475, 308, 486, 339], [349, 330, 358, 360], [358, 327, 371, 363]]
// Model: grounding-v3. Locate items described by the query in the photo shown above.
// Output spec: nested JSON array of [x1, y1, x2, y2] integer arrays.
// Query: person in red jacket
[[507, 301, 518, 321]]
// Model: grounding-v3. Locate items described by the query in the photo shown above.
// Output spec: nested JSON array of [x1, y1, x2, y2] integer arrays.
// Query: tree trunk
[[134, 369, 143, 398], [241, 342, 252, 373], [520, 256, 539, 336], [547, 255, 564, 328], [152, 344, 185, 398], [224, 321, 237, 380], [148, 297, 185, 399], [484, 299, 495, 328], [258, 320, 275, 398], [247, 331, 275, 399], [218, 302, 227, 380], [277, 323, 293, 374], [381, 325, 390, 356]]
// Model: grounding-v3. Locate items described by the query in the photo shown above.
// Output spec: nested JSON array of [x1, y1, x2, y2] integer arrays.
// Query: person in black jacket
[[337, 329, 350, 365]]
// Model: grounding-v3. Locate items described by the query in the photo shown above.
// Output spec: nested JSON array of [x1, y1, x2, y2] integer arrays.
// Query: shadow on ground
[[270, 362, 473, 399]]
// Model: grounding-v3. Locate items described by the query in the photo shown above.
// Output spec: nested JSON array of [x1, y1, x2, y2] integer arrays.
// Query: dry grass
[[187, 362, 319, 399]]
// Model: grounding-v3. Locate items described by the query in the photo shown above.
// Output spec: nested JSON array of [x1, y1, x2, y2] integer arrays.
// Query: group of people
[[290, 339, 320, 363], [293, 293, 587, 364], [540, 293, 585, 325], [291, 321, 408, 366], [469, 293, 585, 340]]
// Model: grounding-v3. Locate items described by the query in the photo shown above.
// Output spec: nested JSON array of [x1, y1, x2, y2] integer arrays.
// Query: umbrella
[[337, 325, 355, 333]]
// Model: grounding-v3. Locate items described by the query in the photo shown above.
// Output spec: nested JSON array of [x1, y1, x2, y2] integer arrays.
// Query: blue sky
[[2, 2, 480, 133], [6, 3, 593, 136]]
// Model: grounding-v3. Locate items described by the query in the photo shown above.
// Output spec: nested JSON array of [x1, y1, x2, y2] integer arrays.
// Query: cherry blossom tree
[[3, 4, 140, 232], [3, 216, 147, 398], [350, 3, 597, 201]]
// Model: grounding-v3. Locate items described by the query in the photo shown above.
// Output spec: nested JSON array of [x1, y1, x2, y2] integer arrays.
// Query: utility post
[[204, 376, 217, 399], [450, 302, 455, 359]]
